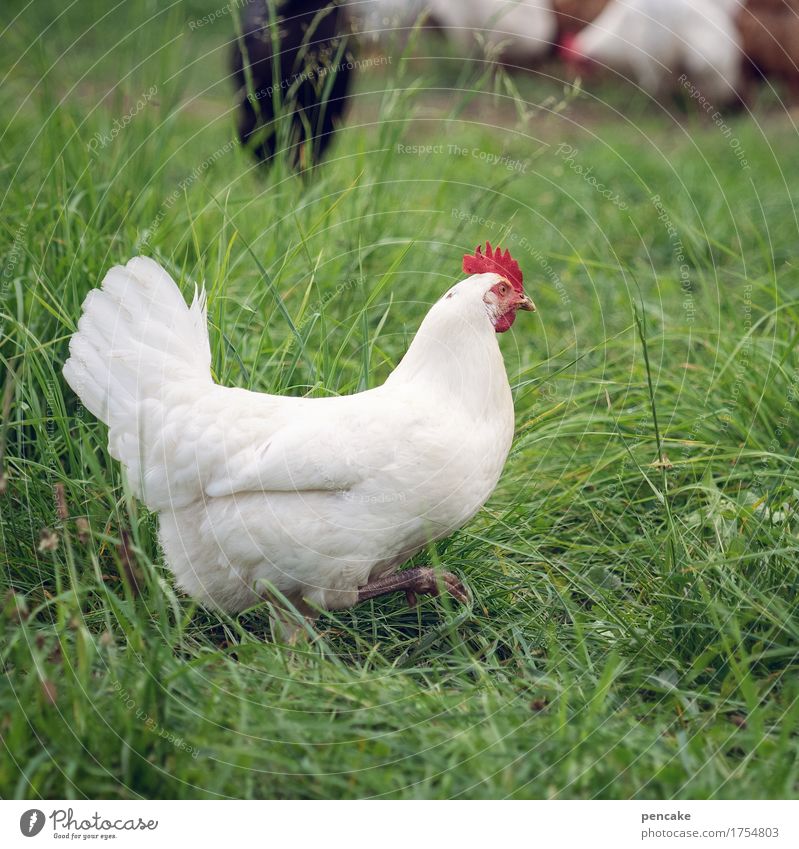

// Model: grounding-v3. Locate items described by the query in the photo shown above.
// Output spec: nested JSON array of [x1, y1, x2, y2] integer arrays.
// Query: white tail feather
[[63, 257, 212, 505]]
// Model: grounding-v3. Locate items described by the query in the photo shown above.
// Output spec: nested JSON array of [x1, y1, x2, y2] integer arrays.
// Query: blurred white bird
[[562, 0, 744, 105], [63, 246, 535, 622], [427, 0, 557, 64], [361, 0, 557, 64]]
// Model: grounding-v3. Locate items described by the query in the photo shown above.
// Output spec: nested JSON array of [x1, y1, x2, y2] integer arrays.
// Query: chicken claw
[[357, 567, 469, 607]]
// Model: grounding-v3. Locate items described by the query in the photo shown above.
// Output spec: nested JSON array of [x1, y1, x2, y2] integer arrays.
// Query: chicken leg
[[357, 567, 469, 607]]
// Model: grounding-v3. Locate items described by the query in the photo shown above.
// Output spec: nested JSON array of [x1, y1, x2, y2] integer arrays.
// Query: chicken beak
[[517, 294, 536, 312]]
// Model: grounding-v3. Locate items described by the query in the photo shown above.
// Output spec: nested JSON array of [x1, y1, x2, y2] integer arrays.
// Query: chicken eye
[[498, 284, 508, 296]]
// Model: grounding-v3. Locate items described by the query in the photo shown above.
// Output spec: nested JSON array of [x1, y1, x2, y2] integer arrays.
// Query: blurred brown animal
[[552, 0, 611, 37], [738, 0, 799, 103]]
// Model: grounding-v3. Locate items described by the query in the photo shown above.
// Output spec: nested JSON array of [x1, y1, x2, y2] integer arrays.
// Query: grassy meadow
[[1, 1, 799, 799]]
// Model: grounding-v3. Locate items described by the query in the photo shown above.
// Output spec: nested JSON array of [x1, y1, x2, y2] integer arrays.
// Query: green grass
[[2, 1, 799, 799]]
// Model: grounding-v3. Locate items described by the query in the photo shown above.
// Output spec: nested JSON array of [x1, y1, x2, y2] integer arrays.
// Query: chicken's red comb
[[559, 33, 580, 60], [462, 242, 523, 293]]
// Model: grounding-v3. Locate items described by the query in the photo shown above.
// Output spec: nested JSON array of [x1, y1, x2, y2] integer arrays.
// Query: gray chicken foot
[[357, 567, 469, 607]]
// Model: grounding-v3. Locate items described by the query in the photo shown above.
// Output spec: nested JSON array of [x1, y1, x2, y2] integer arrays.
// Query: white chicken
[[63, 245, 535, 622], [426, 0, 557, 64], [562, 0, 744, 106], [360, 1, 557, 64]]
